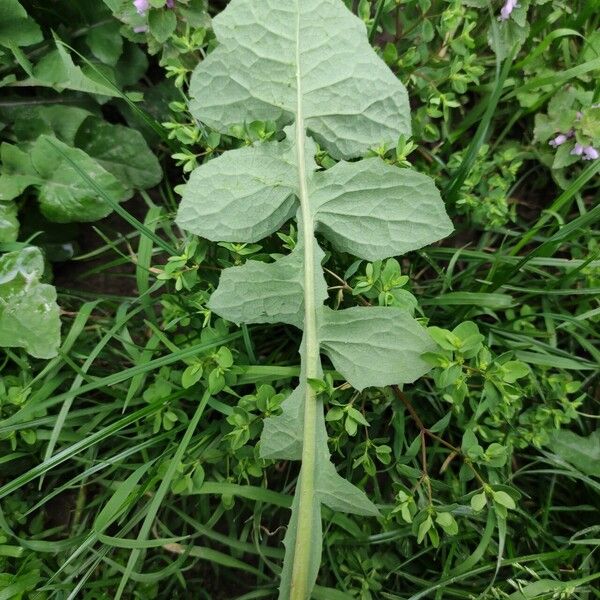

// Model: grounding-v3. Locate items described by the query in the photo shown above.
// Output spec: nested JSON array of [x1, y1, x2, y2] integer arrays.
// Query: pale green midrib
[[289, 2, 319, 599]]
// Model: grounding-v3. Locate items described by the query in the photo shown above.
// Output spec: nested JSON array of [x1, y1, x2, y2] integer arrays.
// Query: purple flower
[[134, 0, 150, 15], [499, 0, 518, 21], [549, 133, 568, 147], [571, 143, 584, 156], [582, 146, 599, 160], [165, 0, 175, 7]]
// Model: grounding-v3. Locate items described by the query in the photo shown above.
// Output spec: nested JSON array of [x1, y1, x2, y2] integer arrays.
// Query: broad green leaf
[[177, 138, 301, 242], [0, 143, 39, 201], [209, 244, 327, 329], [148, 8, 177, 43], [318, 306, 434, 390], [74, 117, 163, 190], [269, 388, 377, 598], [552, 144, 580, 170], [102, 0, 147, 32], [546, 430, 600, 477], [0, 201, 19, 243], [189, 0, 410, 159], [30, 34, 121, 97], [13, 105, 92, 145], [209, 250, 306, 328], [260, 384, 305, 460], [6, 108, 160, 195], [31, 135, 131, 223], [176, 1, 452, 598], [0, 0, 43, 48], [0, 247, 60, 359], [85, 21, 123, 66], [312, 158, 453, 260], [488, 6, 530, 59]]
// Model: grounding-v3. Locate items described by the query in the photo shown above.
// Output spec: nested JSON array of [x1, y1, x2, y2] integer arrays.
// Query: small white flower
[[571, 143, 584, 156], [582, 146, 599, 160], [499, 0, 518, 21], [549, 133, 568, 147], [133, 0, 150, 15]]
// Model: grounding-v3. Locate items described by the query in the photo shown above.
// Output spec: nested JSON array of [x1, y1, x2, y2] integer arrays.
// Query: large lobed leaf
[[547, 429, 600, 477], [176, 0, 453, 597], [188, 0, 411, 160]]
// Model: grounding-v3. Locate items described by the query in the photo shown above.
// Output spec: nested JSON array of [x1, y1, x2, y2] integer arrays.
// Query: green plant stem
[[290, 8, 319, 597], [393, 386, 487, 487]]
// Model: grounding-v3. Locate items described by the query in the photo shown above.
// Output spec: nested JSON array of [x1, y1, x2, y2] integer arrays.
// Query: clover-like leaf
[[176, 1, 453, 598]]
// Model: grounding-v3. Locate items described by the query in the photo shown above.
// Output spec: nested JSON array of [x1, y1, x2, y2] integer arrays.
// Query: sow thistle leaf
[[261, 384, 305, 460], [312, 158, 452, 261], [546, 429, 600, 477], [178, 137, 302, 242], [0, 246, 60, 359], [176, 1, 452, 598], [318, 306, 434, 390], [188, 0, 411, 160], [209, 248, 307, 329]]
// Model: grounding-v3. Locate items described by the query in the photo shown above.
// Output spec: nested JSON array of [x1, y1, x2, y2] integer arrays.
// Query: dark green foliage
[[0, 0, 598, 598]]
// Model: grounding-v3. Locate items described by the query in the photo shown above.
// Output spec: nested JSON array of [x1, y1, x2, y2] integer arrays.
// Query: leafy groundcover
[[0, 1, 599, 599]]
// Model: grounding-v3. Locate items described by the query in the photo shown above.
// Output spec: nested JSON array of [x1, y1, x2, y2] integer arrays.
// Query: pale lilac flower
[[549, 133, 568, 147], [133, 0, 150, 15], [166, 0, 175, 7], [582, 146, 599, 160], [133, 25, 148, 33], [571, 143, 584, 156], [499, 0, 518, 21]]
